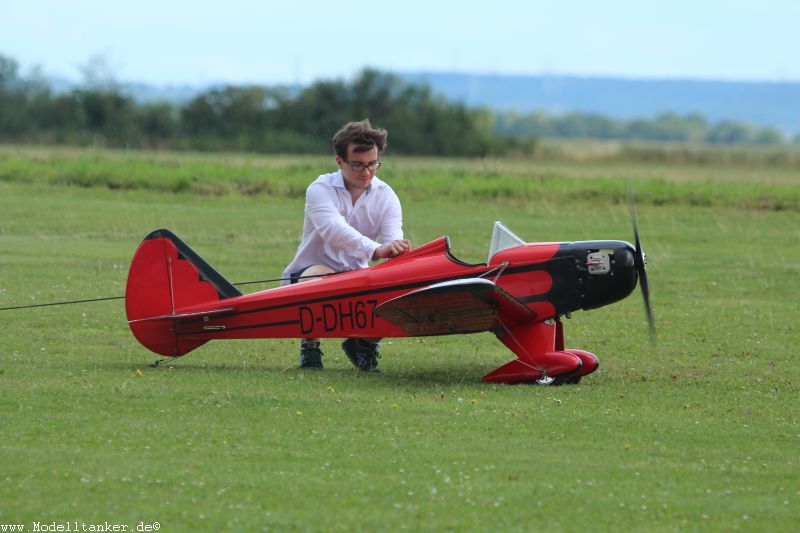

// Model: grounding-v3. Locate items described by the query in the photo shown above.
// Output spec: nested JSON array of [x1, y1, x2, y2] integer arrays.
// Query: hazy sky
[[3, 0, 799, 86]]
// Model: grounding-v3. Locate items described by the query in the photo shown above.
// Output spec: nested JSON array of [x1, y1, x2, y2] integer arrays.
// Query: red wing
[[375, 278, 536, 336]]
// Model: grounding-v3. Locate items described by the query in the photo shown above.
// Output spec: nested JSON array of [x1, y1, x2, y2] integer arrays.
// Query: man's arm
[[373, 189, 410, 260]]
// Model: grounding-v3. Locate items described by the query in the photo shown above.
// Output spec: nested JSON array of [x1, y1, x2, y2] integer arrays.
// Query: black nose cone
[[570, 240, 638, 310]]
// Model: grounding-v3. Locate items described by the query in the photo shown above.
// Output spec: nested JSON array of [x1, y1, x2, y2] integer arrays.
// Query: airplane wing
[[375, 278, 536, 336]]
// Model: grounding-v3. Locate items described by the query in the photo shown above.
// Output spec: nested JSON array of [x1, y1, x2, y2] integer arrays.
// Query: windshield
[[487, 221, 525, 263]]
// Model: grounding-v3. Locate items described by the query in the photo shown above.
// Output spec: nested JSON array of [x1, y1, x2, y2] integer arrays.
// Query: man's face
[[337, 144, 380, 194]]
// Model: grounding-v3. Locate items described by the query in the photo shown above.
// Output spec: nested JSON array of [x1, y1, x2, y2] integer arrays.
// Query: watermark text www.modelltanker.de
[[1, 522, 160, 532]]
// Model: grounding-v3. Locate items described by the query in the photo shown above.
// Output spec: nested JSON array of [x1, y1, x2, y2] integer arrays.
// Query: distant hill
[[401, 72, 800, 135]]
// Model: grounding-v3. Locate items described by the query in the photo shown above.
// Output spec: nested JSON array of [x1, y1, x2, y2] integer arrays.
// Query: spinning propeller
[[629, 188, 656, 343]]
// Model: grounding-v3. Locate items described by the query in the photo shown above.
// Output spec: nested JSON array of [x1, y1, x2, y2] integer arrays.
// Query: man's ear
[[335, 156, 344, 169]]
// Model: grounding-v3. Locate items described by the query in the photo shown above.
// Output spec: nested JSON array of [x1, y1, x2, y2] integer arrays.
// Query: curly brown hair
[[332, 119, 388, 159]]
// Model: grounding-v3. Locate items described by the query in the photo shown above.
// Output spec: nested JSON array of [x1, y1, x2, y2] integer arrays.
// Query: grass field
[[1, 144, 799, 531]]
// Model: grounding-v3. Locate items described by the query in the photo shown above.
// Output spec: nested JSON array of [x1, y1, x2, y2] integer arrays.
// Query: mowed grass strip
[[0, 146, 798, 531], [2, 143, 799, 211]]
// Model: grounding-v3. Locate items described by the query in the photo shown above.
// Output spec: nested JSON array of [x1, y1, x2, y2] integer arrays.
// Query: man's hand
[[373, 239, 412, 260]]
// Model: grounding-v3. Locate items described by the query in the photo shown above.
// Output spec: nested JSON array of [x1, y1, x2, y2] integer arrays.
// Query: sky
[[3, 0, 800, 87]]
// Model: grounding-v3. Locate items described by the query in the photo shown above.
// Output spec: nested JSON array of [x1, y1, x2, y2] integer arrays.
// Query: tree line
[[495, 110, 788, 145], [0, 53, 794, 156], [0, 55, 510, 156]]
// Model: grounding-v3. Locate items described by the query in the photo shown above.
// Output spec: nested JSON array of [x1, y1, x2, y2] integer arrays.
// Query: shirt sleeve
[[305, 182, 381, 263], [379, 188, 404, 245]]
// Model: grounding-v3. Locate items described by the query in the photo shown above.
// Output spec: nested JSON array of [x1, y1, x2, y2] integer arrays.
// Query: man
[[282, 119, 411, 371]]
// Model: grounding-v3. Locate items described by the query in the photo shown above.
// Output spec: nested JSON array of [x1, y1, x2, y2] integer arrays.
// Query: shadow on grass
[[101, 357, 500, 390]]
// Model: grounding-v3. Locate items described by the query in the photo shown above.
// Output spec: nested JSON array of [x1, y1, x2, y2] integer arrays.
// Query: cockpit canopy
[[487, 221, 525, 263]]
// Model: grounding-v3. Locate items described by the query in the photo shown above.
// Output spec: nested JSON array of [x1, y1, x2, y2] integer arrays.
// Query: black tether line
[[0, 272, 337, 311], [0, 296, 125, 311]]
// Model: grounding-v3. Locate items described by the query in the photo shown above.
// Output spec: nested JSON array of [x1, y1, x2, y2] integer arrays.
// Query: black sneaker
[[341, 338, 381, 372], [300, 344, 323, 369]]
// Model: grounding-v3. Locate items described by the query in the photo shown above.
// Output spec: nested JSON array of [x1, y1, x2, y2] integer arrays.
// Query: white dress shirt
[[281, 170, 403, 283]]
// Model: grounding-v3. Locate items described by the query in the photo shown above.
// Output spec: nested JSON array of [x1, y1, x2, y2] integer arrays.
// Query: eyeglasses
[[345, 159, 382, 172]]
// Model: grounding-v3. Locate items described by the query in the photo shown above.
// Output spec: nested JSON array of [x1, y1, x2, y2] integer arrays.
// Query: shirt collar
[[333, 169, 346, 189]]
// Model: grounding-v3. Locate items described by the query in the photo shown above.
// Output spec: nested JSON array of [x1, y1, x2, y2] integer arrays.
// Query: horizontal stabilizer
[[375, 278, 535, 336], [128, 307, 236, 324]]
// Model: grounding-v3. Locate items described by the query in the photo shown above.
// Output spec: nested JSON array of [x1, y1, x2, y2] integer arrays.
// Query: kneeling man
[[282, 119, 411, 371]]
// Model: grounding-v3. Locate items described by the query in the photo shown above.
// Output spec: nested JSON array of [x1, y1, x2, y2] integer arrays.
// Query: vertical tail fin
[[125, 229, 241, 357]]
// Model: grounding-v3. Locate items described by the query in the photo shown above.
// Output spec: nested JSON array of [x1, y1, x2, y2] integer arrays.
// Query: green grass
[[2, 144, 799, 211], [0, 144, 799, 531]]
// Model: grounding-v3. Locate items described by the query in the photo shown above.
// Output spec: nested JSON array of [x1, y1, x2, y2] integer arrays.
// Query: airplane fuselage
[[166, 237, 637, 343]]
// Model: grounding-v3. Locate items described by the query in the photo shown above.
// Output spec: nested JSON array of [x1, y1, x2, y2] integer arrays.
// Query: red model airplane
[[125, 221, 653, 385]]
